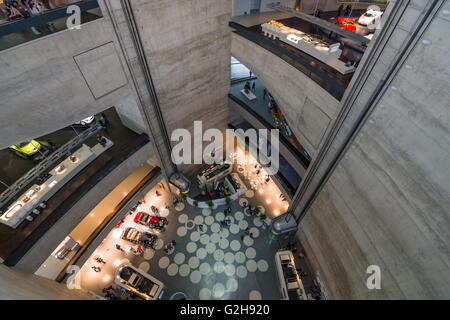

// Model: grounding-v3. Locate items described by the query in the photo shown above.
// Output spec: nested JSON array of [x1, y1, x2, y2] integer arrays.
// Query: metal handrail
[[0, 123, 103, 209]]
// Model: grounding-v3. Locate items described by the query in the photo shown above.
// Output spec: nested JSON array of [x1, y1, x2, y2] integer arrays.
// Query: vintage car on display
[[115, 263, 164, 300], [9, 140, 42, 158], [358, 8, 383, 27], [134, 211, 168, 232], [121, 227, 158, 248]]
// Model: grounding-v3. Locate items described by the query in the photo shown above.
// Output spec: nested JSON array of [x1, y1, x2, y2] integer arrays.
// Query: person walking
[[263, 88, 267, 100], [251, 82, 256, 92]]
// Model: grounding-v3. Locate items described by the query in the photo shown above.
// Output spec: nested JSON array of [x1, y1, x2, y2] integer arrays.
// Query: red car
[[338, 17, 356, 33], [134, 212, 168, 231]]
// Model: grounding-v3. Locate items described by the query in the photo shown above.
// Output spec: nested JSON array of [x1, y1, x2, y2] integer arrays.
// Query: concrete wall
[[15, 144, 155, 273], [228, 97, 307, 178], [297, 1, 450, 299], [231, 32, 341, 159], [0, 264, 90, 299], [0, 17, 142, 149]]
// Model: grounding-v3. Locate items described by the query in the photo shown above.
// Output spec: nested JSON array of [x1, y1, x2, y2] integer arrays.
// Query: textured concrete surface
[[297, 1, 450, 299]]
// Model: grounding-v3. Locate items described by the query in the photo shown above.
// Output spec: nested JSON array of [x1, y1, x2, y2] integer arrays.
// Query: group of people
[[0, 0, 59, 35]]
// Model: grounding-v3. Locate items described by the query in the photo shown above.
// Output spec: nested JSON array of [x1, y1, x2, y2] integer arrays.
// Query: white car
[[358, 8, 383, 27], [75, 116, 95, 126], [115, 263, 164, 300]]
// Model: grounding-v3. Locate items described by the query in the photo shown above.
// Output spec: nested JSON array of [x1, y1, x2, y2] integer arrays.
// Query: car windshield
[[18, 141, 31, 147]]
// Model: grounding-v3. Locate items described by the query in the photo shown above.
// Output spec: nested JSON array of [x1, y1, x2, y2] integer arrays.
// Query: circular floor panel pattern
[[229, 224, 240, 234], [224, 252, 235, 264], [190, 231, 200, 242], [210, 233, 220, 243], [213, 261, 225, 273], [245, 247, 257, 259], [178, 214, 188, 224], [176, 226, 187, 237], [174, 252, 185, 265], [204, 216, 214, 225], [179, 264, 190, 277], [211, 223, 220, 233], [224, 264, 236, 277], [200, 234, 210, 245], [199, 288, 211, 300], [249, 290, 262, 300], [186, 220, 195, 230], [206, 242, 216, 254], [202, 208, 212, 216], [213, 249, 224, 261], [186, 241, 197, 253], [245, 190, 255, 198], [215, 212, 225, 222], [239, 198, 249, 207], [190, 270, 202, 284], [227, 278, 238, 292], [213, 283, 225, 298], [194, 216, 204, 225], [230, 240, 241, 252], [220, 229, 229, 238], [249, 227, 260, 238], [143, 248, 154, 260], [196, 248, 207, 259], [188, 256, 200, 269], [155, 239, 164, 250], [235, 252, 246, 264], [243, 236, 254, 247], [257, 259, 269, 272], [246, 260, 257, 272], [236, 265, 247, 278], [219, 238, 229, 250], [138, 262, 149, 272], [253, 217, 263, 227], [167, 263, 179, 276], [175, 203, 185, 211], [199, 262, 211, 275], [238, 220, 248, 230], [234, 211, 244, 221], [158, 256, 170, 269]]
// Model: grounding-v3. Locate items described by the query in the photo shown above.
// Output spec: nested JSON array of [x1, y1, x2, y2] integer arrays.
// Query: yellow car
[[9, 140, 42, 158]]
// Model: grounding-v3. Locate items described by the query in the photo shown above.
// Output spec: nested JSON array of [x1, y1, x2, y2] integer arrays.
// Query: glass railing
[[229, 20, 353, 100], [0, 0, 102, 51]]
